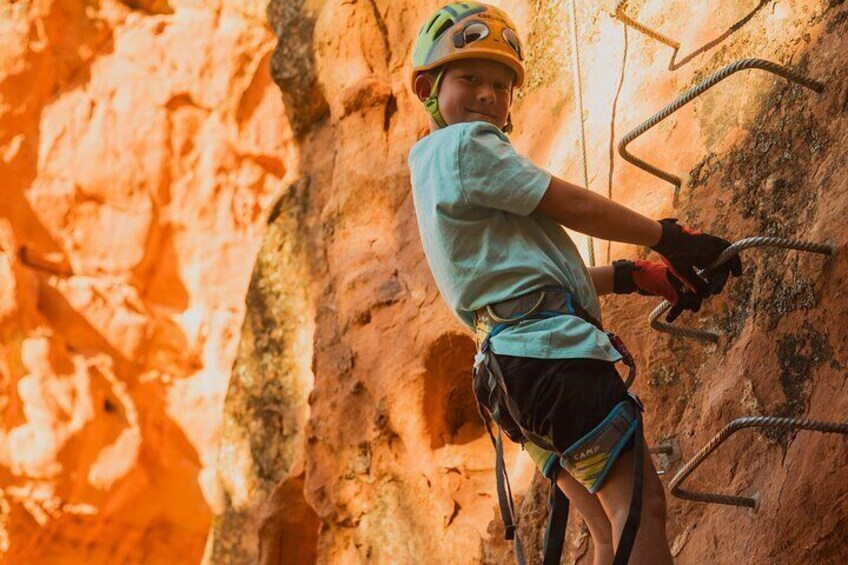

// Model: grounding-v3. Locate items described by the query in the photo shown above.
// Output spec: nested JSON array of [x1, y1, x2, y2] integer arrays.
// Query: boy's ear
[[414, 73, 435, 103]]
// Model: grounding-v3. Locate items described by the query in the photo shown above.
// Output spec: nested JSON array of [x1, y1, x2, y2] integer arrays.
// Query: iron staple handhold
[[669, 416, 848, 508], [649, 236, 834, 340], [649, 444, 674, 455], [618, 59, 825, 192]]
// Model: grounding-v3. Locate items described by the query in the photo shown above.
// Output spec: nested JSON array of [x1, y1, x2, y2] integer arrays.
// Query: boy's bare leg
[[555, 469, 613, 565], [595, 434, 674, 565]]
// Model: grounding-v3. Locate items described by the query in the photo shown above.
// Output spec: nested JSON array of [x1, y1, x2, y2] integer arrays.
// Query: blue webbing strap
[[543, 468, 570, 565], [476, 387, 520, 541], [476, 339, 521, 550], [478, 338, 565, 565]]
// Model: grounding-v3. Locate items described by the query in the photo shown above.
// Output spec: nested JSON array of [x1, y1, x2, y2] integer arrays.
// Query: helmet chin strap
[[424, 67, 515, 134], [424, 68, 449, 129], [502, 84, 515, 133]]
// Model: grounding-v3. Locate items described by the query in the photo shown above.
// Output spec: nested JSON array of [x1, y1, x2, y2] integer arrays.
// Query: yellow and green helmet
[[410, 2, 525, 130]]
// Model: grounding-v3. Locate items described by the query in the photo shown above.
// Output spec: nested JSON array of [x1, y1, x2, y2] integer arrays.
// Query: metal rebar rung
[[649, 236, 833, 341], [669, 416, 848, 508], [618, 59, 825, 191], [649, 444, 674, 455], [613, 0, 680, 49]]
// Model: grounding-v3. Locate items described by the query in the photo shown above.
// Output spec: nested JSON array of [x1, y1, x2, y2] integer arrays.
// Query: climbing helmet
[[410, 2, 525, 130]]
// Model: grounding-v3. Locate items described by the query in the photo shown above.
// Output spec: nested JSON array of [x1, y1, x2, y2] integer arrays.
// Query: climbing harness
[[649, 236, 833, 341], [475, 287, 637, 388], [472, 286, 642, 565], [618, 58, 824, 194], [561, 398, 642, 493], [670, 416, 848, 508], [410, 2, 526, 133], [567, 0, 595, 266]]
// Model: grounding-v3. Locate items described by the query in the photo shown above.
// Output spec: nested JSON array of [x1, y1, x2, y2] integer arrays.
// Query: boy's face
[[416, 59, 514, 130]]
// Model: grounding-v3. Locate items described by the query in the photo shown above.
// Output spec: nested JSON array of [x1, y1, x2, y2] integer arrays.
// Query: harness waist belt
[[474, 286, 637, 389], [473, 286, 599, 344]]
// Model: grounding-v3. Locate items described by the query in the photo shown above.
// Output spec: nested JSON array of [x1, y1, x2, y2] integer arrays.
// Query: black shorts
[[495, 354, 635, 477]]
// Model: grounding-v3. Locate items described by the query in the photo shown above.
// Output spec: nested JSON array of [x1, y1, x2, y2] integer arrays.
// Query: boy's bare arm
[[587, 266, 614, 296], [534, 176, 662, 246]]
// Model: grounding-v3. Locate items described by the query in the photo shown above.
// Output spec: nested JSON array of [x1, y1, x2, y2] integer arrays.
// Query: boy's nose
[[477, 84, 496, 103]]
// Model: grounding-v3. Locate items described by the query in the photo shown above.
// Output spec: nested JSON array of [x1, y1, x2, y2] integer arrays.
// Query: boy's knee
[[587, 523, 613, 547], [606, 472, 667, 529], [580, 510, 613, 544], [641, 473, 668, 525]]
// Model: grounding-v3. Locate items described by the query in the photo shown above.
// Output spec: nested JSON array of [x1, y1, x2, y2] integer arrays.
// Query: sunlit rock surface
[[1, 0, 295, 562], [209, 0, 848, 563], [4, 0, 848, 563]]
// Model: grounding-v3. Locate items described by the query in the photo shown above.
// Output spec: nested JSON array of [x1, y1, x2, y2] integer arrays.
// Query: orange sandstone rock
[[210, 0, 848, 564], [5, 0, 848, 563], [1, 0, 295, 562]]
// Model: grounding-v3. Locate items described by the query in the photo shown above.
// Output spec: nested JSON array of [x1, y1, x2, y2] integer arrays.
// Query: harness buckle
[[473, 350, 487, 370]]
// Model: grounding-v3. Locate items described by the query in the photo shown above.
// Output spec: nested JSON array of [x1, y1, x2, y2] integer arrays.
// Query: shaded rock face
[[0, 0, 295, 562], [209, 0, 848, 564]]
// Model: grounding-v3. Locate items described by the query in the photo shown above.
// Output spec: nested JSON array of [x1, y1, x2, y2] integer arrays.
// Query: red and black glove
[[613, 259, 703, 322], [650, 218, 743, 296]]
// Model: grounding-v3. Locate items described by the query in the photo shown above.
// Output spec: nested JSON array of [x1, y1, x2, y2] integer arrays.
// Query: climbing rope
[[607, 21, 629, 264], [649, 236, 833, 341], [618, 59, 824, 194], [613, 0, 679, 49], [669, 416, 848, 507], [567, 0, 594, 266]]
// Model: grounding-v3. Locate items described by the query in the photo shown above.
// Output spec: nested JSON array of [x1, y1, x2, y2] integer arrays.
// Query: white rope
[[608, 22, 629, 263], [567, 0, 594, 266]]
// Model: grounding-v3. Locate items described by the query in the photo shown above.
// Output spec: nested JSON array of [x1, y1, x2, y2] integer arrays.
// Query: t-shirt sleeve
[[457, 123, 552, 216]]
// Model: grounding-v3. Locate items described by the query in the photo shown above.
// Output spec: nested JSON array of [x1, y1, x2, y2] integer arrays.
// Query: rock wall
[[210, 0, 848, 564], [4, 0, 848, 563], [0, 0, 296, 562]]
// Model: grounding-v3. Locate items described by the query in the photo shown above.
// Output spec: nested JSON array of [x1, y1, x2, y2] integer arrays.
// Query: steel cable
[[648, 236, 833, 341], [669, 416, 848, 507], [618, 59, 824, 192]]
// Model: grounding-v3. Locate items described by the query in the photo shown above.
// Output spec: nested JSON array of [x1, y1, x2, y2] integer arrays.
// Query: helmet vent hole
[[424, 15, 439, 34], [433, 19, 454, 40]]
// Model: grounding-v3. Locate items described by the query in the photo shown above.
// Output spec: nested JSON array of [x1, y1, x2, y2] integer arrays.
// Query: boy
[[407, 3, 741, 564]]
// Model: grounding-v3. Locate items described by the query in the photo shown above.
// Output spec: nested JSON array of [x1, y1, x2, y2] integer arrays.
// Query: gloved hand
[[613, 259, 703, 322], [650, 218, 743, 296]]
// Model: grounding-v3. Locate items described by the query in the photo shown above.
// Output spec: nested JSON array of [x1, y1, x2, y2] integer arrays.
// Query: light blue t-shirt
[[407, 121, 621, 362]]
